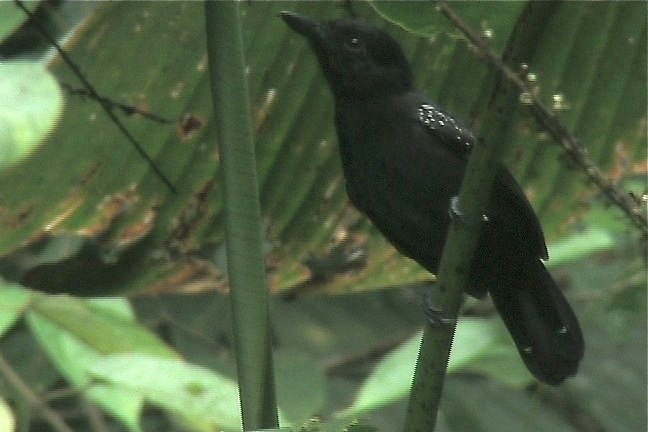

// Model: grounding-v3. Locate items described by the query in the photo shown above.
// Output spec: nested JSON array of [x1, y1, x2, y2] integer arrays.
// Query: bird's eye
[[344, 37, 365, 53]]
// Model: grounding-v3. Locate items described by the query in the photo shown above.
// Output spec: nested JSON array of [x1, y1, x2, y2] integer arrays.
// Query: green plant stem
[[402, 101, 508, 431], [404, 3, 519, 432], [403, 2, 555, 429], [204, 2, 278, 430]]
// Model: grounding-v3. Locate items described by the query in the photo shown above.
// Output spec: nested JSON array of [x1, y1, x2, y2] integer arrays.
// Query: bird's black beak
[[280, 11, 326, 45]]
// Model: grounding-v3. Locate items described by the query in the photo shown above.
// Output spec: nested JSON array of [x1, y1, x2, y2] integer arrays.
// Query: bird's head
[[281, 11, 414, 100]]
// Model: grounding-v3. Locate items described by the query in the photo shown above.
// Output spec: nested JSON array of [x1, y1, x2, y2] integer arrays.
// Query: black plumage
[[281, 11, 584, 385]]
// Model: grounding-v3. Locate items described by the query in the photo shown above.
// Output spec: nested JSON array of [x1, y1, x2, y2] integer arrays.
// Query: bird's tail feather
[[488, 260, 584, 385]]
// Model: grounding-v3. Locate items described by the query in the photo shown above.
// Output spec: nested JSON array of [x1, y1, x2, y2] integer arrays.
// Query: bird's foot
[[449, 196, 489, 227], [424, 290, 456, 327]]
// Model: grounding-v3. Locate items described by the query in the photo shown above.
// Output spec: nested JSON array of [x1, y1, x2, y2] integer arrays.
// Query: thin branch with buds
[[436, 0, 647, 236]]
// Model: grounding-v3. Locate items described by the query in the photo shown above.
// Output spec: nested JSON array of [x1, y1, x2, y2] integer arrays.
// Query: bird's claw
[[449, 196, 489, 227]]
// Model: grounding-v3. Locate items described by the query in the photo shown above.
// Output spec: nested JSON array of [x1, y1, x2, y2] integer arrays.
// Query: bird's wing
[[416, 102, 475, 160], [411, 95, 549, 261]]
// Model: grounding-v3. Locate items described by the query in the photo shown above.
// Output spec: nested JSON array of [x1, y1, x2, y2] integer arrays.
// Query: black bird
[[280, 12, 584, 385]]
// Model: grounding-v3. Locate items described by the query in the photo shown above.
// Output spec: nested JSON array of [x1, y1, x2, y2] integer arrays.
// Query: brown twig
[[436, 0, 647, 236]]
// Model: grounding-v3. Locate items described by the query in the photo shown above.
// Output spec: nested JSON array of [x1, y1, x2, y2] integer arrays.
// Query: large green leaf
[[0, 2, 643, 297]]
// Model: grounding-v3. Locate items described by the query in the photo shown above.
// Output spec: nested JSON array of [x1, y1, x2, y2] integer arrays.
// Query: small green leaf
[[0, 61, 64, 170], [336, 331, 419, 418], [0, 397, 15, 432], [26, 295, 176, 431], [27, 310, 145, 431], [449, 319, 532, 388], [274, 349, 326, 426], [85, 384, 144, 432], [29, 294, 174, 356], [0, 282, 32, 337], [369, 1, 526, 51], [338, 319, 532, 418], [90, 354, 242, 431], [547, 228, 618, 267]]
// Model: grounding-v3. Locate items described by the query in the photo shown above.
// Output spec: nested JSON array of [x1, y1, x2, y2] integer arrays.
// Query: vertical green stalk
[[403, 97, 511, 428], [204, 2, 278, 430], [403, 80, 511, 432], [404, 2, 555, 430]]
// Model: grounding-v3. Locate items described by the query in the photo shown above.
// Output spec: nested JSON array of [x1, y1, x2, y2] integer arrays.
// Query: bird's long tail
[[488, 259, 584, 385]]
